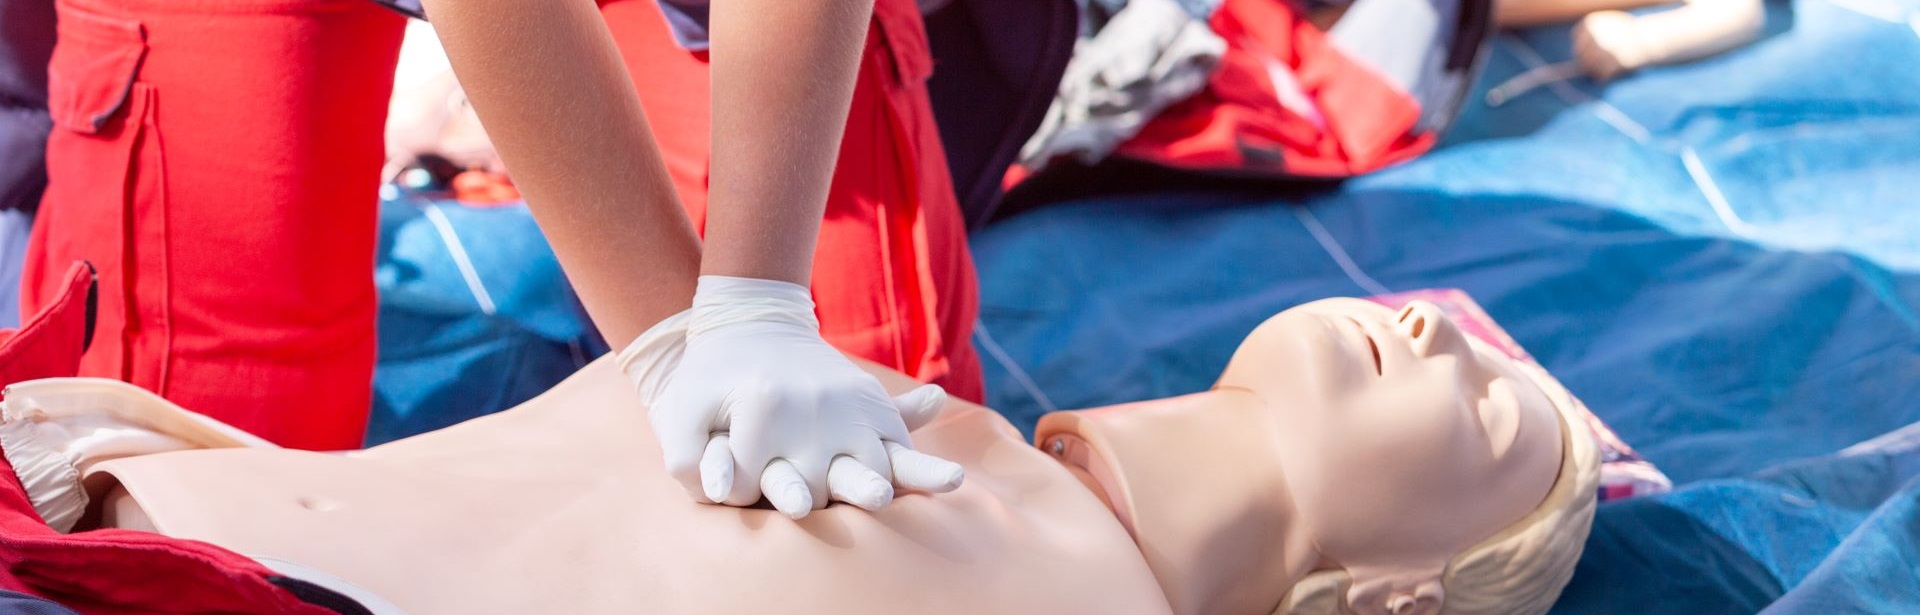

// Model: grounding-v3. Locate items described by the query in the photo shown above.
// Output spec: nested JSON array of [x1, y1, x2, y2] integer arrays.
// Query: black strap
[[79, 261, 96, 353], [267, 576, 375, 615]]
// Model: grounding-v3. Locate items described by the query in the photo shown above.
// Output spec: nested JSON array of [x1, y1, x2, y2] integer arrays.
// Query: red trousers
[[25, 0, 982, 450]]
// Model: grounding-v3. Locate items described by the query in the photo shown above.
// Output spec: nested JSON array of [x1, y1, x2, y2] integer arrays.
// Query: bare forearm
[[1496, 0, 1669, 27], [703, 0, 876, 285], [420, 0, 701, 346], [1628, 0, 1764, 64]]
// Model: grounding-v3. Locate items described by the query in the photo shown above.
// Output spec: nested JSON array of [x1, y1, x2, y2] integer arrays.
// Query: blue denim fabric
[[969, 0, 1920, 611], [0, 209, 30, 328], [366, 191, 605, 446], [653, 0, 713, 50], [1561, 423, 1920, 614], [0, 590, 79, 615]]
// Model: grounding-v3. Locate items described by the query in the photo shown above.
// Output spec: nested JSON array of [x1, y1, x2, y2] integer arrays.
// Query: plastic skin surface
[[1035, 299, 1566, 615], [89, 358, 1170, 615]]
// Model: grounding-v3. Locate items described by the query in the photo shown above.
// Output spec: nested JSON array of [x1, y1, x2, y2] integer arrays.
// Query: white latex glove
[[618, 276, 965, 519]]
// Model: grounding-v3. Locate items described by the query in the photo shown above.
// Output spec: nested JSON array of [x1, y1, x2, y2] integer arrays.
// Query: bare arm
[[702, 0, 876, 285], [1569, 0, 1764, 80], [418, 0, 702, 347], [1606, 0, 1764, 65], [1495, 0, 1670, 28]]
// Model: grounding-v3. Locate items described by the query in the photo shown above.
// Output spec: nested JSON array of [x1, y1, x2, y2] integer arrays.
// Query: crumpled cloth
[[1018, 0, 1226, 171]]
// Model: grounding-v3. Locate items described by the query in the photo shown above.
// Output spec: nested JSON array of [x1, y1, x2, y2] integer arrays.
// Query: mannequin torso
[[91, 359, 1171, 615]]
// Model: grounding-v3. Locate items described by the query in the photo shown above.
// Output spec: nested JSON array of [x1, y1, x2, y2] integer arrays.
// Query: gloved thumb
[[891, 384, 948, 432], [618, 310, 691, 407], [649, 391, 720, 503]]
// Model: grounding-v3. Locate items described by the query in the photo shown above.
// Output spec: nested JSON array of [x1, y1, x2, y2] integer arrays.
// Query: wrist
[[618, 309, 693, 406], [688, 275, 820, 337]]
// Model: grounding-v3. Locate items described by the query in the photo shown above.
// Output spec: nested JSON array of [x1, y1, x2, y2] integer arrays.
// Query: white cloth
[[1018, 0, 1227, 171], [1327, 0, 1464, 130], [0, 378, 274, 532], [619, 276, 963, 520]]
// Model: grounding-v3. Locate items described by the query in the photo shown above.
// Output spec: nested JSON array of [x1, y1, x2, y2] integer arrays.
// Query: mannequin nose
[[1394, 301, 1458, 357]]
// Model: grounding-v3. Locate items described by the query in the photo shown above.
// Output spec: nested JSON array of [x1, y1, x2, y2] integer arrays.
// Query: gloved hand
[[618, 276, 965, 519]]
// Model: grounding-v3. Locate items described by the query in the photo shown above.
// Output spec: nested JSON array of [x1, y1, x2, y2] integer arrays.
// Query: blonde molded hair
[[1273, 360, 1603, 615]]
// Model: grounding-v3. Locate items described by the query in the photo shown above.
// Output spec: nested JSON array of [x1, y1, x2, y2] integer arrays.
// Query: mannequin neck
[[1036, 390, 1322, 615]]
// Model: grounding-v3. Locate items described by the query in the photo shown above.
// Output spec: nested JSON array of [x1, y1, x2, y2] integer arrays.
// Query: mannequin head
[[1038, 298, 1599, 615]]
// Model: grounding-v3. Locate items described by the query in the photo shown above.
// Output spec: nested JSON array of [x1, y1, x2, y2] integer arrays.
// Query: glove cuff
[[688, 275, 820, 338], [618, 309, 692, 407]]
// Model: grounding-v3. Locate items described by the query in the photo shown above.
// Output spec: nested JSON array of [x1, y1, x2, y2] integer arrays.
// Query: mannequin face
[[1215, 298, 1563, 581]]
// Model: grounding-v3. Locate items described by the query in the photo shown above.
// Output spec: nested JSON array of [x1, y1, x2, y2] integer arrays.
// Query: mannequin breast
[[90, 358, 1170, 615]]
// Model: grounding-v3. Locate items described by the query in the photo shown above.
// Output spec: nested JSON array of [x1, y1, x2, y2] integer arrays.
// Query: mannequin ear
[[1343, 563, 1445, 615]]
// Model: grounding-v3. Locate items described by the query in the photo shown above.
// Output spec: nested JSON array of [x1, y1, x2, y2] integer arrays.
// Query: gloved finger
[[650, 395, 718, 503], [761, 459, 814, 520], [885, 441, 965, 493], [844, 436, 893, 489], [699, 434, 735, 504], [827, 455, 894, 512], [890, 384, 948, 433], [715, 384, 778, 465], [719, 442, 768, 508], [716, 388, 774, 507]]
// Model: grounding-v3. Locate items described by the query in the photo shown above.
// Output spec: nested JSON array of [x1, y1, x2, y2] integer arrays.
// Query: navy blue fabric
[[366, 0, 424, 19], [969, 0, 1920, 611], [0, 590, 78, 615], [0, 0, 52, 214], [367, 191, 605, 446], [926, 0, 1079, 227], [650, 0, 713, 51], [0, 0, 54, 329]]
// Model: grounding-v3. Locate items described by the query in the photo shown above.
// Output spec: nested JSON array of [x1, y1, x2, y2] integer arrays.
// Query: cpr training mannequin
[[0, 299, 1600, 615]]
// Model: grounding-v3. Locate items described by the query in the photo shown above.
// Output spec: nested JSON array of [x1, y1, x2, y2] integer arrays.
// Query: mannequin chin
[[13, 298, 1595, 615], [1036, 299, 1600, 615]]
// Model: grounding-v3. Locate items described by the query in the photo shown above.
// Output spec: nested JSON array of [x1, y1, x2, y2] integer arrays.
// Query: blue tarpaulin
[[368, 0, 1920, 609], [970, 0, 1920, 610]]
